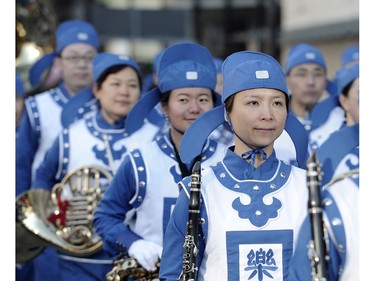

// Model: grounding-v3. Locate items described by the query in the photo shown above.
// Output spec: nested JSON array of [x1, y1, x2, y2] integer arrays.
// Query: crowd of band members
[[15, 18, 359, 281]]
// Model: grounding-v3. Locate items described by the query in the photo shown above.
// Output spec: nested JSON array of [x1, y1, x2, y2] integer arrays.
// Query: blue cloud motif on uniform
[[232, 191, 282, 228], [345, 156, 358, 170], [169, 165, 182, 183], [92, 145, 127, 165]]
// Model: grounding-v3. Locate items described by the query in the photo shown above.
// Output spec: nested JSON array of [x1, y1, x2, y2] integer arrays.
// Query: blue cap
[[16, 71, 25, 97], [152, 50, 163, 73], [56, 19, 100, 55], [125, 42, 220, 134], [336, 63, 359, 95], [285, 43, 326, 74], [180, 51, 309, 166], [28, 52, 56, 87], [93, 53, 141, 82], [222, 51, 289, 103], [157, 42, 217, 93], [213, 57, 224, 73], [341, 46, 359, 67]]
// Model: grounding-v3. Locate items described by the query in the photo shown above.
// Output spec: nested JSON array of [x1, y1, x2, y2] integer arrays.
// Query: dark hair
[[160, 89, 217, 106], [96, 65, 142, 90], [341, 80, 355, 97], [224, 95, 235, 113]]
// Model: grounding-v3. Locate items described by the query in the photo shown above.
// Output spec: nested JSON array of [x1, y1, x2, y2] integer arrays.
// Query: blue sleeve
[[93, 155, 142, 256], [32, 135, 61, 190], [159, 180, 206, 281], [289, 215, 341, 280], [16, 108, 39, 196], [288, 217, 315, 280]]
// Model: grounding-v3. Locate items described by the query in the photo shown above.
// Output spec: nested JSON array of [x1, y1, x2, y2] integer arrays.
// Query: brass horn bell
[[16, 166, 113, 263]]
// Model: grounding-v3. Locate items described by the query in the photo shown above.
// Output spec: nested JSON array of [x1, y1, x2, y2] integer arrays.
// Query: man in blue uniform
[[16, 19, 100, 281]]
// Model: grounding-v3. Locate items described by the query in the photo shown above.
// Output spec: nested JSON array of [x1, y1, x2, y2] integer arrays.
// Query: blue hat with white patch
[[93, 52, 141, 82], [180, 51, 308, 167], [56, 19, 100, 55], [285, 43, 326, 75], [157, 42, 217, 93], [222, 51, 289, 103], [125, 42, 220, 134]]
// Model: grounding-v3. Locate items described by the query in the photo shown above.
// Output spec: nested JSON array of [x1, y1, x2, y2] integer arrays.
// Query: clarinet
[[179, 161, 202, 281], [306, 150, 329, 281]]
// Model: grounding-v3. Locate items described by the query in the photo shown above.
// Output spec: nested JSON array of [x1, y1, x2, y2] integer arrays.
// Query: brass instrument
[[306, 150, 329, 281], [106, 253, 159, 281], [16, 166, 112, 263], [179, 161, 202, 281]]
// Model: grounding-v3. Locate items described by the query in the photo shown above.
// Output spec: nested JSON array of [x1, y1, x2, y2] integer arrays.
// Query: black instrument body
[[306, 151, 329, 281], [179, 161, 202, 281]]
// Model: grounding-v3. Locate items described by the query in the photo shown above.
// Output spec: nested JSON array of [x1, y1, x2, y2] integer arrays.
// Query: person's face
[[228, 88, 287, 154], [286, 63, 327, 108], [163, 87, 214, 134], [94, 67, 141, 124], [56, 43, 97, 94], [340, 77, 359, 124]]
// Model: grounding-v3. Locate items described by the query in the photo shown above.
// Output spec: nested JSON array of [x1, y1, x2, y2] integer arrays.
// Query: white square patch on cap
[[255, 70, 269, 79], [186, 71, 198, 80], [77, 32, 89, 41], [119, 55, 130, 61], [305, 52, 316, 60]]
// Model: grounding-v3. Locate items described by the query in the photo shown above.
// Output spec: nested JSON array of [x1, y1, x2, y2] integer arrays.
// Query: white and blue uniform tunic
[[290, 172, 358, 281], [308, 96, 346, 151], [32, 110, 159, 281], [316, 124, 359, 186], [16, 84, 89, 281], [93, 133, 228, 256], [324, 174, 359, 281], [160, 148, 352, 281], [16, 84, 96, 196], [159, 149, 309, 281]]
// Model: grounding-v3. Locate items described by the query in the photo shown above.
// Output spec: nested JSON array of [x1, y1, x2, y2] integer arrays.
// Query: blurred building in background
[[16, 0, 358, 90]]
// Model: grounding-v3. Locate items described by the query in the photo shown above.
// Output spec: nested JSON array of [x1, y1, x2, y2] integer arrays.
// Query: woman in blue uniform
[[29, 52, 157, 280], [93, 42, 227, 274], [159, 51, 350, 280]]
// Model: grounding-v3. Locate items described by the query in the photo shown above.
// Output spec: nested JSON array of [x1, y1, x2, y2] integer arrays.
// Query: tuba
[[16, 166, 112, 264]]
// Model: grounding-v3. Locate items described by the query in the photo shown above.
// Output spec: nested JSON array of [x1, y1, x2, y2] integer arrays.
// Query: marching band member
[[16, 19, 100, 281], [30, 52, 154, 280], [284, 43, 338, 132], [16, 19, 100, 195], [159, 50, 351, 280], [316, 63, 359, 186], [93, 42, 227, 275]]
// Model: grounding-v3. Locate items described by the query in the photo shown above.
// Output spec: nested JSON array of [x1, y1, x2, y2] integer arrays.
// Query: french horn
[[16, 166, 112, 263]]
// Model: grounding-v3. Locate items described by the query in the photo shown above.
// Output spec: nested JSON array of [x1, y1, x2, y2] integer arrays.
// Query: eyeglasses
[[291, 72, 326, 79], [60, 55, 95, 65]]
